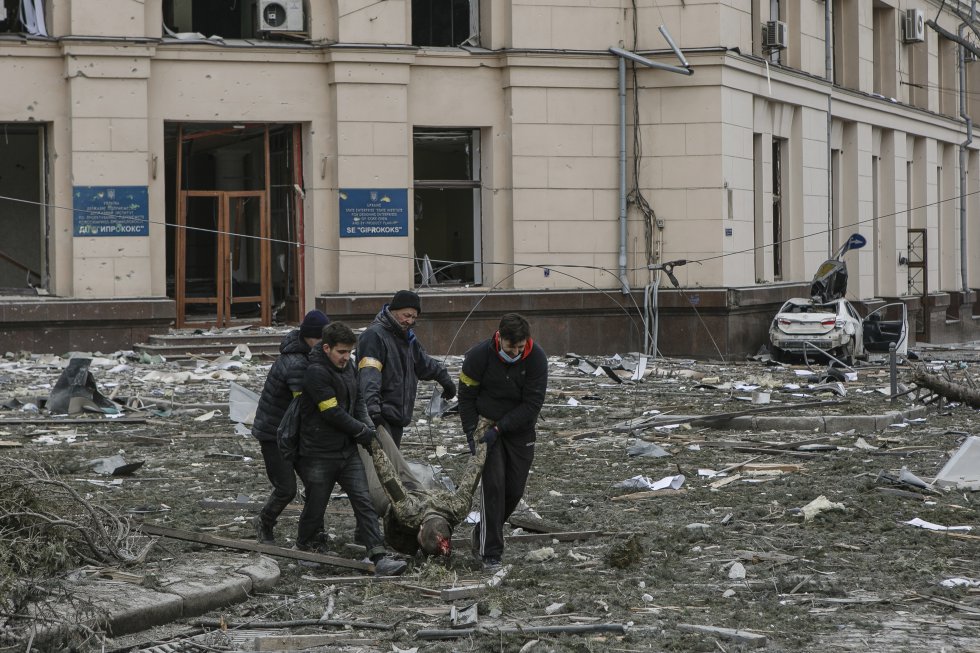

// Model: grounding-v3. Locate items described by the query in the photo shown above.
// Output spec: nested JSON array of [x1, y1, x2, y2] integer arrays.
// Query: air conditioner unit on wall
[[763, 20, 788, 51], [902, 8, 925, 44], [257, 0, 304, 33]]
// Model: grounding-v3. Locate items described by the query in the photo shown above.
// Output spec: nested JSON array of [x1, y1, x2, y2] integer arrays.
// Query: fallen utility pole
[[910, 368, 980, 409], [139, 523, 373, 572], [416, 623, 628, 640]]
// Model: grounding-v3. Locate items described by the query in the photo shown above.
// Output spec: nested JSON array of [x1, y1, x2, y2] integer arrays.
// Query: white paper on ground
[[904, 517, 972, 532]]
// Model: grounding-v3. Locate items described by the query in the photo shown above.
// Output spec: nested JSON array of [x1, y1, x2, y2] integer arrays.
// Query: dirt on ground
[[1, 337, 979, 652]]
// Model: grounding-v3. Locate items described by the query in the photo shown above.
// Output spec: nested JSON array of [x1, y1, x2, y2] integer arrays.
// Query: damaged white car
[[769, 297, 865, 364], [769, 234, 907, 365]]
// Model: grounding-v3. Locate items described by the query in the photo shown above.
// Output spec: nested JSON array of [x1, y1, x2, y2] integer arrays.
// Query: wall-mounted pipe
[[608, 41, 692, 295]]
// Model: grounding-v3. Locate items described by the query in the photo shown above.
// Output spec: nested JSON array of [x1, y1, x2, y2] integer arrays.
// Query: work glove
[[354, 425, 377, 450], [479, 425, 499, 448], [465, 431, 476, 456], [370, 413, 387, 429], [440, 380, 457, 401]]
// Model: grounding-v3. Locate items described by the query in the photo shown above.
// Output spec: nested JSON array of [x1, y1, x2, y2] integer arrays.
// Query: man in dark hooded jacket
[[458, 313, 547, 571], [250, 310, 328, 545], [357, 290, 456, 447], [295, 322, 406, 576]]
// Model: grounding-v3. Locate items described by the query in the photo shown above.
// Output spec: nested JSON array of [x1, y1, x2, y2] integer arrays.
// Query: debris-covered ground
[[1, 333, 979, 652]]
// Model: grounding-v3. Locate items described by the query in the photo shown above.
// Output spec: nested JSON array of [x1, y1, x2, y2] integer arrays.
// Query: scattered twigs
[[416, 623, 628, 640], [192, 617, 394, 631]]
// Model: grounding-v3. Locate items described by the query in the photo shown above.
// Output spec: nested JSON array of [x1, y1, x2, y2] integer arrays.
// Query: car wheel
[[837, 341, 854, 366]]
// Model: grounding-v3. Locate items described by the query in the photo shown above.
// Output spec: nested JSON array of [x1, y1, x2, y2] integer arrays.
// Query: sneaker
[[372, 555, 408, 577], [253, 516, 275, 546], [482, 556, 502, 572]]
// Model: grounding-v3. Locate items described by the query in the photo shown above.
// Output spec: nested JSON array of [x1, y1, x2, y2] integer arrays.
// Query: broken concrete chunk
[[526, 547, 556, 563], [728, 562, 746, 579], [626, 441, 670, 458], [935, 436, 980, 490], [800, 495, 845, 521]]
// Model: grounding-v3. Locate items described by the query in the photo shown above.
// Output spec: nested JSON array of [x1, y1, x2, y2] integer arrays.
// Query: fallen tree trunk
[[911, 368, 980, 409]]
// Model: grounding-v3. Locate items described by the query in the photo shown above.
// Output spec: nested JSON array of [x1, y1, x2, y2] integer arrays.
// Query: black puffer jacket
[[251, 330, 311, 443], [298, 345, 372, 458], [458, 335, 548, 438], [356, 306, 453, 427]]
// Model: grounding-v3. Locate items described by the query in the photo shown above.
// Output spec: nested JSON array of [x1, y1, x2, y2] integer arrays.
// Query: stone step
[[143, 331, 287, 347], [133, 342, 281, 359], [134, 329, 291, 359]]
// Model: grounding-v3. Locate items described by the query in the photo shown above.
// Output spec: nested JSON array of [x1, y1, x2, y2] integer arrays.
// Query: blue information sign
[[73, 186, 149, 237], [339, 188, 408, 237]]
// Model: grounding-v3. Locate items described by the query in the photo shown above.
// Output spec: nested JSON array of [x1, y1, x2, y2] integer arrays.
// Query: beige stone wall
[[2, 0, 979, 309]]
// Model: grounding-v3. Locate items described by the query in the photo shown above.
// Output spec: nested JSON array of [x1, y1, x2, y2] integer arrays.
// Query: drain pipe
[[825, 0, 833, 257], [609, 41, 692, 295], [959, 5, 975, 293]]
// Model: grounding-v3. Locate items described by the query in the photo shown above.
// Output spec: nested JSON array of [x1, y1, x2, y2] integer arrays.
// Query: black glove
[[465, 431, 476, 456], [479, 425, 499, 448], [441, 381, 457, 401], [354, 425, 377, 450], [370, 413, 387, 429]]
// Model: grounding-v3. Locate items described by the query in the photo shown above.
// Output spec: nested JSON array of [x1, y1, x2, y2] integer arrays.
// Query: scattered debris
[[800, 495, 846, 521]]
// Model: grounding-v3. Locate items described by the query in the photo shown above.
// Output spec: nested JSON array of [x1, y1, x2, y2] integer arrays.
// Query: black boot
[[253, 515, 275, 545]]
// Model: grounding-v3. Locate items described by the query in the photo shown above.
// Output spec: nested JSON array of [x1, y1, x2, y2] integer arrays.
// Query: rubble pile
[[0, 334, 977, 651]]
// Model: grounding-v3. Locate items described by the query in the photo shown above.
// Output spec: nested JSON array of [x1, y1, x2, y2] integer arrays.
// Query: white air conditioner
[[763, 20, 788, 51], [902, 8, 925, 44], [257, 0, 304, 32]]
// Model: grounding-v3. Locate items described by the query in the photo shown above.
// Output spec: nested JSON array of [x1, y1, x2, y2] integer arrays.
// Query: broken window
[[413, 128, 482, 286], [162, 0, 305, 39], [0, 123, 47, 293], [771, 138, 785, 281], [1, 0, 49, 35], [412, 0, 479, 47]]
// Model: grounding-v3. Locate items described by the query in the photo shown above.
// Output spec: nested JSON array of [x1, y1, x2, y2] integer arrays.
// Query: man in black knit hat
[[357, 290, 456, 448], [250, 309, 329, 545]]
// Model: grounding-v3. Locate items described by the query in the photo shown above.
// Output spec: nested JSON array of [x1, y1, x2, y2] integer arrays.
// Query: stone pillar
[[328, 54, 413, 292], [64, 40, 154, 299]]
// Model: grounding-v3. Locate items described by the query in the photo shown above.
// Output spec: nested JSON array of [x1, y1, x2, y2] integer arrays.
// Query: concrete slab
[[34, 551, 280, 645], [156, 552, 278, 616]]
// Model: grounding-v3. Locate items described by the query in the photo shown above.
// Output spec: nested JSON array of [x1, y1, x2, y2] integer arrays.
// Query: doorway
[[166, 123, 303, 328], [177, 191, 267, 325]]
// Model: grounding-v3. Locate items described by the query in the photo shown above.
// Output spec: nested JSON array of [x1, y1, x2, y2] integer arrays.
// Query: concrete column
[[64, 41, 154, 299], [328, 56, 412, 293]]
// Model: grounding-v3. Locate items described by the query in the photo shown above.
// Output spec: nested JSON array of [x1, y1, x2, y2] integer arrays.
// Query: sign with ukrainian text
[[73, 186, 149, 237], [339, 188, 408, 237]]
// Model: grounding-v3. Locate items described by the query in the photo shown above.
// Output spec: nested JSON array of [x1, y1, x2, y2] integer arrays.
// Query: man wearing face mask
[[457, 313, 548, 571], [357, 290, 456, 448]]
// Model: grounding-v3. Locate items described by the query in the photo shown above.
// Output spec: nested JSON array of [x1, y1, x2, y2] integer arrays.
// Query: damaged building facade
[[1, 0, 979, 357]]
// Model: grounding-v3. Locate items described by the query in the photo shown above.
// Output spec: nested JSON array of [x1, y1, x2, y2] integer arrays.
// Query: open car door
[[862, 303, 908, 356]]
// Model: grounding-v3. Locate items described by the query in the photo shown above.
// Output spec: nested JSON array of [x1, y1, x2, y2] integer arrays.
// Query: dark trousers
[[474, 430, 535, 559], [387, 424, 405, 448], [258, 440, 297, 526], [295, 451, 385, 559]]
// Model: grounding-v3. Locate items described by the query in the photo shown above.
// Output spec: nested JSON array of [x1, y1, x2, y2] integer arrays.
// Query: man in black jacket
[[296, 322, 406, 576], [250, 310, 328, 545], [357, 290, 456, 447], [458, 313, 548, 571]]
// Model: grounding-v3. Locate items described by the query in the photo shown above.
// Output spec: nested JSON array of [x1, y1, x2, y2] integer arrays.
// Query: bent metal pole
[[609, 33, 692, 296]]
